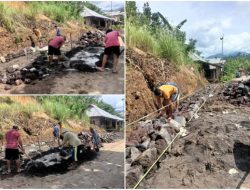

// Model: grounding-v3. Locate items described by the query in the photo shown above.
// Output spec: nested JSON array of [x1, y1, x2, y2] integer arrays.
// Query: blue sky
[[100, 95, 125, 113], [136, 1, 250, 57], [91, 1, 124, 11]]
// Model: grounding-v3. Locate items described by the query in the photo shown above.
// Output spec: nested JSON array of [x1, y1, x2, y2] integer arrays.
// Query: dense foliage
[[0, 96, 119, 123], [126, 1, 198, 66]]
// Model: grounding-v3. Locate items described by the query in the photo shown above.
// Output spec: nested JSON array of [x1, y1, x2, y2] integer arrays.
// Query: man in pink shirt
[[97, 29, 121, 73], [48, 35, 66, 64], [4, 126, 24, 174]]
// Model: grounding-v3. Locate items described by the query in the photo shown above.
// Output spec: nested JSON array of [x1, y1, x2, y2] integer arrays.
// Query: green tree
[[186, 38, 197, 53], [126, 1, 137, 19], [143, 2, 151, 21]]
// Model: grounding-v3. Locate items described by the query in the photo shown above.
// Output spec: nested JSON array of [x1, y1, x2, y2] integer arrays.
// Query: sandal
[[112, 70, 118, 74]]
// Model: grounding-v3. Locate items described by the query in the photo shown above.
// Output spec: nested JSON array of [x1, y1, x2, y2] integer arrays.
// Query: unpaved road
[[0, 46, 124, 94], [0, 139, 125, 189], [139, 85, 250, 189]]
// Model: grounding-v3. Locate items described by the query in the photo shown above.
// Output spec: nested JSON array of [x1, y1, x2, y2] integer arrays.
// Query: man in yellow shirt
[[153, 82, 180, 119]]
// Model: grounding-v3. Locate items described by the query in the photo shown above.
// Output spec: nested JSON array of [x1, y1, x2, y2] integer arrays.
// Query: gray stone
[[133, 147, 157, 168], [24, 78, 31, 84], [126, 140, 139, 147], [14, 71, 22, 79], [156, 128, 171, 144], [155, 139, 167, 154], [141, 138, 151, 149], [30, 67, 37, 72], [174, 116, 186, 127], [126, 147, 131, 158], [6, 66, 15, 73], [130, 147, 141, 162], [149, 141, 156, 148], [126, 166, 143, 188]]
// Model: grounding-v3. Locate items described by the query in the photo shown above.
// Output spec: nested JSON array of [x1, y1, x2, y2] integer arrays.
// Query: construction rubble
[[222, 79, 250, 105], [0, 31, 112, 90], [126, 84, 250, 188], [126, 85, 215, 188]]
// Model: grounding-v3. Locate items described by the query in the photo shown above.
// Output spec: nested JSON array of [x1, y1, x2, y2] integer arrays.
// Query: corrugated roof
[[80, 7, 115, 21], [189, 52, 226, 68], [86, 104, 123, 121]]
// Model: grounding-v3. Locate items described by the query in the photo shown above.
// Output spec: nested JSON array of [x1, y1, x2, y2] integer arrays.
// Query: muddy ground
[[0, 44, 124, 94], [135, 84, 250, 189], [0, 137, 124, 189]]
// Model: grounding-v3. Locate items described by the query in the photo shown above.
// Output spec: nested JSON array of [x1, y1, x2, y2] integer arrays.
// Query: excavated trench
[[126, 82, 250, 189]]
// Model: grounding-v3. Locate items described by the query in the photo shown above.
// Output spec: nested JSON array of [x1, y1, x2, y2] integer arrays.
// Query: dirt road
[[0, 139, 125, 189], [138, 85, 250, 188]]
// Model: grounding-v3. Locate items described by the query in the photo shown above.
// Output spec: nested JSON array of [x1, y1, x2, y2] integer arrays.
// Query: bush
[[126, 22, 156, 53], [156, 32, 186, 65], [42, 99, 71, 121], [222, 57, 250, 81]]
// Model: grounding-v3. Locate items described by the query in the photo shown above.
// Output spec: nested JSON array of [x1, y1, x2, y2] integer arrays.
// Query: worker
[[89, 127, 100, 151], [60, 131, 81, 165], [48, 35, 66, 64], [54, 24, 61, 36], [96, 29, 121, 73], [153, 82, 180, 119], [4, 125, 24, 174], [52, 122, 62, 147], [32, 27, 42, 47]]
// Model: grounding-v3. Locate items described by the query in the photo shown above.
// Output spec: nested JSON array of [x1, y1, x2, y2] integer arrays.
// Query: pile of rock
[[100, 132, 121, 143], [223, 80, 250, 105], [0, 63, 51, 90], [126, 85, 216, 188], [77, 31, 104, 47], [126, 117, 186, 188], [0, 48, 34, 63]]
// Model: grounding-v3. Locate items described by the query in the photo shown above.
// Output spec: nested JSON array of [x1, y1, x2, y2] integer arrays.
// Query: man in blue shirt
[[90, 127, 100, 151], [52, 122, 62, 147]]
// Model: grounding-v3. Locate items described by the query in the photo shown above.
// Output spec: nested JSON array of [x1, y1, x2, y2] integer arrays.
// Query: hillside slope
[[0, 2, 90, 56]]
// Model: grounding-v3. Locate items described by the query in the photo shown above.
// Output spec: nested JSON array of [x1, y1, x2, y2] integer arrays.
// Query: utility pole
[[220, 34, 224, 58]]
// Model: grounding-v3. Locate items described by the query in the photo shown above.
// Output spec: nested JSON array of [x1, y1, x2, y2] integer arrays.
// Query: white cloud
[[91, 1, 124, 11], [186, 17, 244, 56]]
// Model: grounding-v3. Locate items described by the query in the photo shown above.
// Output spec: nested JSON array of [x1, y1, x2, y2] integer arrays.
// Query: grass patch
[[126, 22, 156, 53]]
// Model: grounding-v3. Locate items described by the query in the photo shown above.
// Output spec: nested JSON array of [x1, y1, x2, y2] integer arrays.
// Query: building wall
[[90, 117, 122, 131]]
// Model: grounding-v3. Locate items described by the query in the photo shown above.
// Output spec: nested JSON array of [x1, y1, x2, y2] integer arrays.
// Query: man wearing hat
[[4, 125, 24, 174]]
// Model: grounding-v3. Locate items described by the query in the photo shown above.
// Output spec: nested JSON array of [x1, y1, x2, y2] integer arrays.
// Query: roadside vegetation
[[0, 96, 119, 123], [222, 57, 250, 81], [126, 2, 200, 67], [0, 2, 103, 33]]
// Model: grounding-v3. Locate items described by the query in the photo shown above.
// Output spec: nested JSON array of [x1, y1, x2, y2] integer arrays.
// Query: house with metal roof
[[189, 52, 226, 82], [80, 7, 115, 29], [86, 104, 123, 131]]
